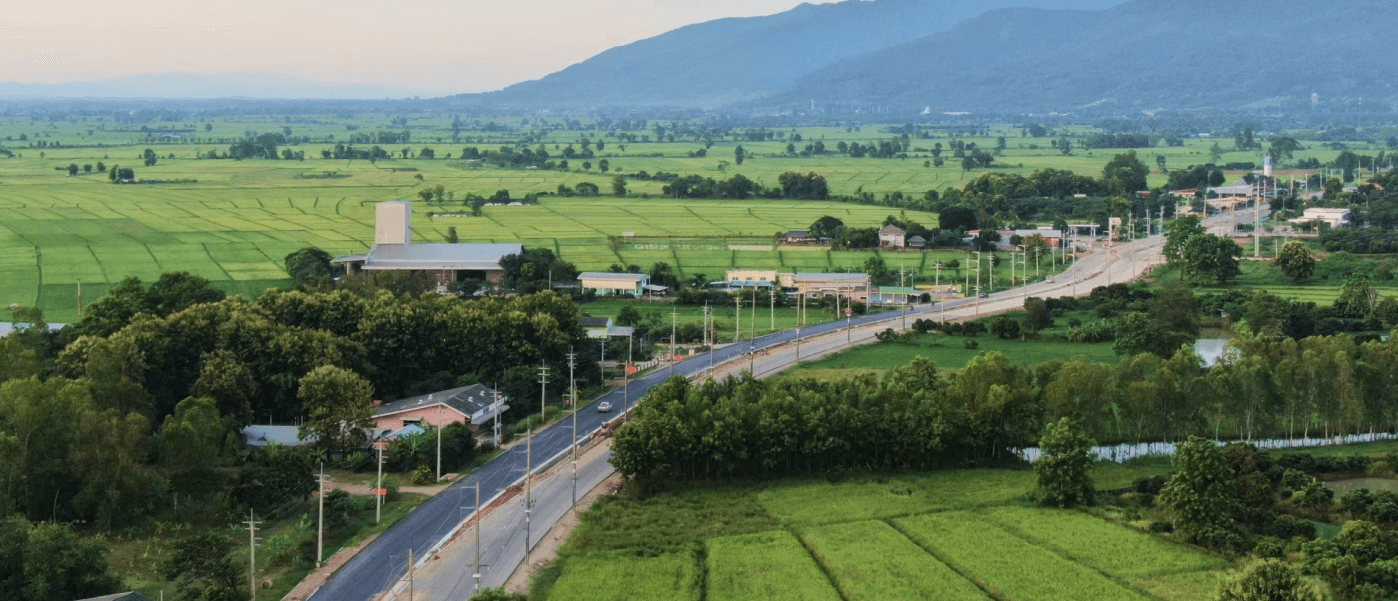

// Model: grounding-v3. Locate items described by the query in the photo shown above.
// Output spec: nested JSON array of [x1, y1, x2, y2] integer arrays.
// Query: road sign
[[372, 441, 390, 451], [673, 355, 684, 362], [373, 488, 388, 496], [844, 307, 852, 316], [625, 363, 637, 374]]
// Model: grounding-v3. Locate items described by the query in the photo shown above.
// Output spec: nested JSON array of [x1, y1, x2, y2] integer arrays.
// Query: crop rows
[[979, 506, 1225, 579], [546, 550, 700, 601], [893, 511, 1149, 601], [801, 520, 990, 601], [704, 531, 842, 601]]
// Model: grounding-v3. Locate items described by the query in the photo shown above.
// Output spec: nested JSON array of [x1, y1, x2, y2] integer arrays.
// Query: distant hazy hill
[[469, 0, 1123, 109], [0, 73, 419, 100], [763, 0, 1398, 112]]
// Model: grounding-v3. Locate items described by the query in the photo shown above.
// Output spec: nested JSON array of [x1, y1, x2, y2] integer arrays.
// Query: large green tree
[[1102, 150, 1149, 195], [1163, 216, 1206, 268], [1034, 417, 1097, 508], [298, 365, 375, 452], [1159, 436, 1237, 548], [1181, 234, 1242, 285], [284, 247, 335, 287], [1274, 241, 1315, 282]]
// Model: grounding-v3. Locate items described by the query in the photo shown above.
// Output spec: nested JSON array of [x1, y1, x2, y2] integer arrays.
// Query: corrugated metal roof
[[373, 384, 503, 420], [360, 243, 521, 271], [578, 272, 647, 283], [242, 425, 315, 447], [792, 273, 869, 283]]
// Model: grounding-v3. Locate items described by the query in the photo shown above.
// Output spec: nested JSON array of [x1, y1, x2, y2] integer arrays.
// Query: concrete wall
[[376, 201, 411, 245]]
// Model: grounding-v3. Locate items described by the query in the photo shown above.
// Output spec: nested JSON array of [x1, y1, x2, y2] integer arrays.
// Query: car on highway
[[978, 293, 990, 298], [597, 401, 612, 413]]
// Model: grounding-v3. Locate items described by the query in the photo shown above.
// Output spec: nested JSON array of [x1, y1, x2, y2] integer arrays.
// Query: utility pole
[[669, 309, 677, 378], [492, 386, 502, 446], [624, 332, 632, 418], [316, 463, 326, 567], [750, 288, 756, 342], [527, 364, 548, 564], [734, 295, 741, 342], [972, 251, 983, 315], [900, 261, 908, 330], [375, 442, 385, 523], [845, 281, 852, 345], [473, 482, 483, 594], [435, 405, 442, 482], [568, 349, 577, 509], [407, 548, 414, 601], [245, 511, 261, 601], [704, 305, 714, 374], [769, 286, 775, 332]]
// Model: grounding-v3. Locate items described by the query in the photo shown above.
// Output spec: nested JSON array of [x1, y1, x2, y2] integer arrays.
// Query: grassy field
[[539, 461, 1224, 601], [791, 332, 1118, 378]]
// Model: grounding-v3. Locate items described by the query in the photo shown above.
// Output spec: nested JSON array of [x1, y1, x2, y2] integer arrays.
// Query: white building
[[578, 272, 650, 296], [332, 201, 521, 284], [1289, 208, 1350, 229]]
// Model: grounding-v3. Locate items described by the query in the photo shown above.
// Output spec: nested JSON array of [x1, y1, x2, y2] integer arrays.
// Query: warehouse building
[[332, 201, 521, 285]]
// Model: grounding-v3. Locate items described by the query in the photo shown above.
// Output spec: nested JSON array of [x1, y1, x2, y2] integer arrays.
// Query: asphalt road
[[308, 208, 1255, 601]]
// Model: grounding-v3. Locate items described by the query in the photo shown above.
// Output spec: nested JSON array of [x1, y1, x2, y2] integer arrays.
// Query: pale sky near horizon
[[0, 0, 841, 96]]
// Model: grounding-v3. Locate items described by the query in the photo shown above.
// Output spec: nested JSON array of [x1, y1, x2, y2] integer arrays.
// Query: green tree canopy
[[1274, 241, 1315, 283], [1159, 436, 1237, 547], [1102, 150, 1149, 195], [1034, 417, 1097, 508], [0, 516, 124, 601], [1215, 559, 1320, 601], [298, 365, 375, 452]]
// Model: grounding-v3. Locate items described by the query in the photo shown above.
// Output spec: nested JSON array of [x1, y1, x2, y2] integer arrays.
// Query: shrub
[[412, 464, 436, 485], [1270, 514, 1316, 540], [1253, 536, 1285, 559], [1149, 520, 1174, 533]]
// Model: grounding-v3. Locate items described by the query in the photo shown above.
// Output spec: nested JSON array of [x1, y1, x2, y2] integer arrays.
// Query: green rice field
[[538, 466, 1226, 601], [546, 551, 700, 601], [705, 531, 842, 601], [0, 114, 1376, 323], [894, 511, 1149, 601], [791, 332, 1119, 378]]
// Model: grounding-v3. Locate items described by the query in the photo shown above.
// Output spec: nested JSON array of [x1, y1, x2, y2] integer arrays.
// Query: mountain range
[[467, 0, 1123, 110], [469, 0, 1398, 113]]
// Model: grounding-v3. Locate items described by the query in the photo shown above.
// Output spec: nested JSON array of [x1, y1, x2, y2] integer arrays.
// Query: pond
[[1195, 338, 1230, 367]]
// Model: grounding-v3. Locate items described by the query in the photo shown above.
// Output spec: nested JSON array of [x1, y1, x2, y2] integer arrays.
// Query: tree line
[[612, 322, 1398, 491]]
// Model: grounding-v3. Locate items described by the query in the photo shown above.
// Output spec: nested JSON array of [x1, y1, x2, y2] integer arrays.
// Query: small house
[[371, 384, 509, 433], [878, 225, 907, 249], [907, 235, 927, 249]]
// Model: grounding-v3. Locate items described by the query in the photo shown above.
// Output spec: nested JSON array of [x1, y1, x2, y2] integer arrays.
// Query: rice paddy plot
[[894, 511, 1148, 601], [800, 520, 990, 601], [546, 551, 700, 601], [755, 470, 1036, 527], [978, 506, 1225, 579], [704, 530, 841, 601]]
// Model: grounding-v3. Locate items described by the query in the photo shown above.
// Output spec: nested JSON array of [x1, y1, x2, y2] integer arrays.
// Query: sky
[[0, 0, 842, 97]]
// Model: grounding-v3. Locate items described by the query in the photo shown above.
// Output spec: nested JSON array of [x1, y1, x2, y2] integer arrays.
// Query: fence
[[1016, 431, 1398, 464]]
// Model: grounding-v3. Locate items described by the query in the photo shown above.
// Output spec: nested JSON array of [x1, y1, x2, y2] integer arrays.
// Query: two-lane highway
[[308, 208, 1255, 601]]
